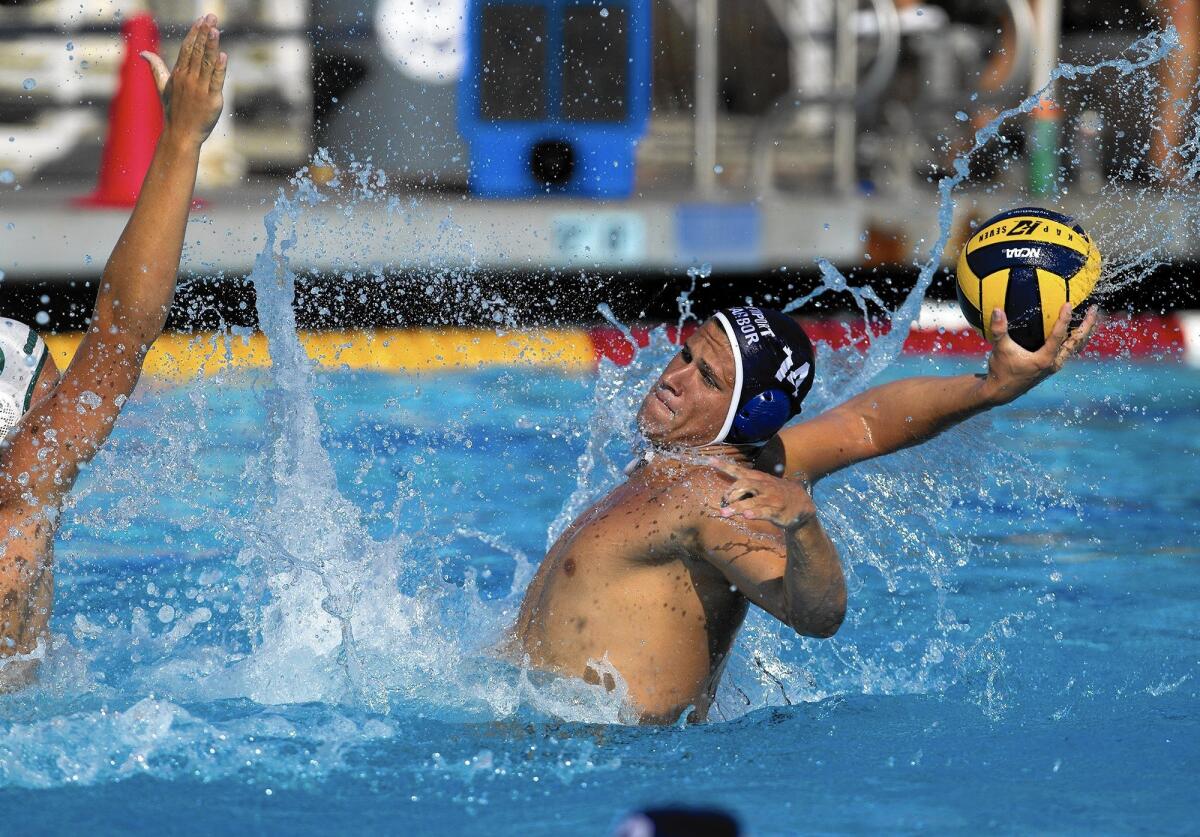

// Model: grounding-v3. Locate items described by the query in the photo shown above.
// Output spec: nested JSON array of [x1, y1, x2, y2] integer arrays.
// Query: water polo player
[[0, 17, 228, 691], [512, 301, 1098, 723]]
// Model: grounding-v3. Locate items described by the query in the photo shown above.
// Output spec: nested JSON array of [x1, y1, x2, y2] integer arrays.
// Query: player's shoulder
[[632, 457, 727, 514], [665, 457, 732, 496]]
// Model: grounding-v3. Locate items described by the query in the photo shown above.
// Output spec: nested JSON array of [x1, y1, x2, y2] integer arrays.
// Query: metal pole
[[1028, 0, 1063, 194], [1030, 0, 1062, 94], [832, 0, 857, 195], [694, 0, 719, 196]]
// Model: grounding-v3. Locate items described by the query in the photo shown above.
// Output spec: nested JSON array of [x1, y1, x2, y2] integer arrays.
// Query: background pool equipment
[[458, 0, 652, 197]]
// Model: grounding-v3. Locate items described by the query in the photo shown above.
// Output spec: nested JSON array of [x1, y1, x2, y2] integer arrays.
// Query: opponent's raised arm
[[696, 463, 846, 638], [0, 16, 226, 508], [764, 304, 1100, 483]]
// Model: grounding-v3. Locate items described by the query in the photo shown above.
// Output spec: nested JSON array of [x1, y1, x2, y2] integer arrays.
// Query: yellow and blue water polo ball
[[956, 206, 1101, 351]]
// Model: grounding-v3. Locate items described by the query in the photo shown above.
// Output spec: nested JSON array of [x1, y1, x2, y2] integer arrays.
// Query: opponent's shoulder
[[625, 458, 724, 529]]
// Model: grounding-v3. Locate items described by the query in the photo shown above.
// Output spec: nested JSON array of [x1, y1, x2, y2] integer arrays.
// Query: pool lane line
[[34, 310, 1199, 382]]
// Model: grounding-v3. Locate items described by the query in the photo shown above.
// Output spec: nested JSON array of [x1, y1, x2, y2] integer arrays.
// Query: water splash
[[1075, 29, 1200, 298], [212, 165, 627, 725], [786, 29, 1179, 406], [544, 302, 669, 548]]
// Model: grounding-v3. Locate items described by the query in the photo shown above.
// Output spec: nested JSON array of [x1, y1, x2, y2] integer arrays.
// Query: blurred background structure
[[0, 0, 1197, 328]]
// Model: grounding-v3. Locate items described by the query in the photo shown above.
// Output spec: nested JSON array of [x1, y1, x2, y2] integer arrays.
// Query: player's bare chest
[[555, 479, 696, 570]]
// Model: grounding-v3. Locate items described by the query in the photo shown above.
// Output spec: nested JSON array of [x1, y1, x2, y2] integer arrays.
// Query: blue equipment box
[[458, 0, 652, 198]]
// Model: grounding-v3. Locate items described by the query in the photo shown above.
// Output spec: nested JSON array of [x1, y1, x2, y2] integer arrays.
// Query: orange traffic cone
[[75, 13, 163, 208]]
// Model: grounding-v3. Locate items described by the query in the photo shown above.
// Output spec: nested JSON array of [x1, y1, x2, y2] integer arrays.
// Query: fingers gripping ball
[[956, 207, 1102, 351]]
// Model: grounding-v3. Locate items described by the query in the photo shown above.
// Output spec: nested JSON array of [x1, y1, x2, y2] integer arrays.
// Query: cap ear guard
[[710, 311, 745, 444], [726, 388, 792, 445]]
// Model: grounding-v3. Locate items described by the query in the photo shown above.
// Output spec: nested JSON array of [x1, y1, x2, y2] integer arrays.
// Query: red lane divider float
[[586, 305, 1200, 367], [590, 323, 699, 366]]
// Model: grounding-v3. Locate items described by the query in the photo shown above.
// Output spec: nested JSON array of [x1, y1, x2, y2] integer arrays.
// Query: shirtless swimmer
[[0, 16, 228, 691], [513, 302, 1098, 723]]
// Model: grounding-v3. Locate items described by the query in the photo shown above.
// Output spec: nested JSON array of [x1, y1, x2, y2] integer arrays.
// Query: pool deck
[[2, 182, 867, 280], [4, 180, 1197, 282]]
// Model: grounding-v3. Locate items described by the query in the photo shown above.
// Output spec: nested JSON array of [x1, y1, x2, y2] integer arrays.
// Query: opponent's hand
[[982, 303, 1100, 405], [709, 460, 817, 532], [140, 15, 227, 145]]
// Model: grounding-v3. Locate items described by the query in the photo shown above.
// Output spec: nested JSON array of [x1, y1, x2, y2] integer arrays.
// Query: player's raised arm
[[762, 303, 1100, 484], [0, 16, 227, 509]]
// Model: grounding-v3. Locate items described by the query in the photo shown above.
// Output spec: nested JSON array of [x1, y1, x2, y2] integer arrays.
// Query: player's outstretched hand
[[140, 14, 227, 145], [709, 460, 817, 532], [983, 303, 1100, 405]]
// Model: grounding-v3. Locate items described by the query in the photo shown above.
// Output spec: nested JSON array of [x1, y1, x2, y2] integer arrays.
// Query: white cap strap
[[710, 311, 744, 445]]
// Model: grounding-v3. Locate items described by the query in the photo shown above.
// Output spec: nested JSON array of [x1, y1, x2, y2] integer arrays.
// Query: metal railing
[[672, 0, 1041, 198]]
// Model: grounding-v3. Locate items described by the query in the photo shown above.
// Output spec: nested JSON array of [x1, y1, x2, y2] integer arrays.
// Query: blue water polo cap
[[710, 307, 815, 445]]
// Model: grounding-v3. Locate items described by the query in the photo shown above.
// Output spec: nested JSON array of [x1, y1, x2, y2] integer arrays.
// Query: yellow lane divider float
[[42, 328, 597, 380]]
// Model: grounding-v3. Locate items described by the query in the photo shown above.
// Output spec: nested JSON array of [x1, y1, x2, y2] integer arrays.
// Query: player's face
[[637, 319, 736, 446]]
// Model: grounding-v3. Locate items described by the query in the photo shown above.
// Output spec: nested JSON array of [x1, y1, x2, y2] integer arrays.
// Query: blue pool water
[[0, 348, 1196, 834], [3, 28, 1197, 830]]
